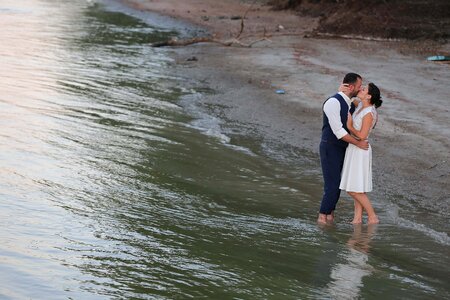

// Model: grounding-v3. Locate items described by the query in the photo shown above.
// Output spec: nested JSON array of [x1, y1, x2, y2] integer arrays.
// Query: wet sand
[[124, 0, 450, 232]]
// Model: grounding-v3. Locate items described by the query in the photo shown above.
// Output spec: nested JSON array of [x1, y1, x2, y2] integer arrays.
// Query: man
[[318, 73, 369, 224]]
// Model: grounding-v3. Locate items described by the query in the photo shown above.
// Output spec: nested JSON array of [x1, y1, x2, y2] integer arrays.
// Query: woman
[[339, 83, 383, 224]]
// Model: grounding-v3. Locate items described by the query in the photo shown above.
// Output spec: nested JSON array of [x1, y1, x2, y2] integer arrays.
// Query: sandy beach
[[124, 0, 450, 232]]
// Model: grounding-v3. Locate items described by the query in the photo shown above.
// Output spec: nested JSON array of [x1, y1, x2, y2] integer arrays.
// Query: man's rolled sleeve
[[323, 98, 348, 140]]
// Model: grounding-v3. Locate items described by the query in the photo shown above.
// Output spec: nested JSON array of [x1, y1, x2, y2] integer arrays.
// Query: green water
[[0, 0, 448, 299]]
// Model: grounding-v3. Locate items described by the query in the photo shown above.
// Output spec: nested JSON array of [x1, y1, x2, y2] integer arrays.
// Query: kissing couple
[[318, 73, 383, 225]]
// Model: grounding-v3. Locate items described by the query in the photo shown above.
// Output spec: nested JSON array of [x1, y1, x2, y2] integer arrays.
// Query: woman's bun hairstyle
[[368, 82, 382, 108]]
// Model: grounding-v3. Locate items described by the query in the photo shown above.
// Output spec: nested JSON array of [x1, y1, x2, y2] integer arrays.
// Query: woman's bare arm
[[347, 113, 373, 140]]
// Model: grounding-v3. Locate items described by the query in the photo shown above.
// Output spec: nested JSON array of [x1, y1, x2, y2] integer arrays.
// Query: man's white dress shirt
[[323, 92, 352, 140]]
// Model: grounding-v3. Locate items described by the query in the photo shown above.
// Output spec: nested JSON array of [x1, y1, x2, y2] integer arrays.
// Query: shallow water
[[0, 0, 449, 299]]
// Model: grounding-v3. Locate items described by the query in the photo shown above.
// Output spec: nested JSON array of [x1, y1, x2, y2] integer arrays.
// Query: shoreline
[[123, 0, 450, 235]]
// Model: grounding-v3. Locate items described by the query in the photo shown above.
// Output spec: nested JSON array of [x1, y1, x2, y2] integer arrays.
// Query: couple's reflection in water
[[324, 224, 378, 299]]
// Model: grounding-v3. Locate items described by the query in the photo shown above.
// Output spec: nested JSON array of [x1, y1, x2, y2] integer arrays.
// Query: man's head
[[342, 73, 362, 97]]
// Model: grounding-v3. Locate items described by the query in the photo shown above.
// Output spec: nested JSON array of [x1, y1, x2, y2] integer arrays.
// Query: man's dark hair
[[343, 73, 362, 84]]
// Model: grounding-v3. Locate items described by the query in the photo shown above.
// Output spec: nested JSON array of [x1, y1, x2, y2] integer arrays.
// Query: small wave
[[99, 0, 207, 38], [190, 117, 231, 144], [397, 217, 450, 246], [385, 204, 450, 246], [389, 273, 436, 293], [181, 93, 256, 156]]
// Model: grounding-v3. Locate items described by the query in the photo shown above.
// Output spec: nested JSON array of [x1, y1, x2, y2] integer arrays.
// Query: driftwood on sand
[[151, 0, 271, 48], [151, 34, 271, 48]]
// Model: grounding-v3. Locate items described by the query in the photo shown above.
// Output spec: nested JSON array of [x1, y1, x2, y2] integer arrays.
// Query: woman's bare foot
[[368, 216, 380, 224], [351, 219, 362, 224]]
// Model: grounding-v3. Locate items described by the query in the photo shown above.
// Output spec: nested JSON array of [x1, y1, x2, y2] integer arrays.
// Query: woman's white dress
[[339, 103, 377, 193]]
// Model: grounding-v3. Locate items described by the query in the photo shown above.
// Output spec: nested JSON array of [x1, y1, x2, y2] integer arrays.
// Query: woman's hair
[[368, 82, 382, 108]]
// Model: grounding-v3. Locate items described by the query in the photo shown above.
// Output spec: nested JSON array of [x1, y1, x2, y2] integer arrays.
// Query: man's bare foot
[[326, 211, 335, 222], [317, 214, 327, 224], [351, 219, 362, 224], [368, 216, 379, 224]]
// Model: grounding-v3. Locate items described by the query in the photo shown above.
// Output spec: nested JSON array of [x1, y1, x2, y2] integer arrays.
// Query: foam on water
[[397, 217, 450, 246], [98, 0, 207, 38], [385, 203, 450, 246], [180, 92, 256, 156]]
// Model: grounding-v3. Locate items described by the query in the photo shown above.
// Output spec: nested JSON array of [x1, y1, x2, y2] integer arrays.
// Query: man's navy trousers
[[319, 140, 347, 214]]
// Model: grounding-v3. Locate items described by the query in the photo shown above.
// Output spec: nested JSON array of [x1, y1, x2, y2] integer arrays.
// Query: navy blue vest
[[321, 93, 355, 148]]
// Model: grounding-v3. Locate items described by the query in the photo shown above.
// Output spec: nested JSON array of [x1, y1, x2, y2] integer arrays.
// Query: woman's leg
[[347, 192, 363, 223], [351, 197, 363, 224], [348, 192, 379, 224]]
